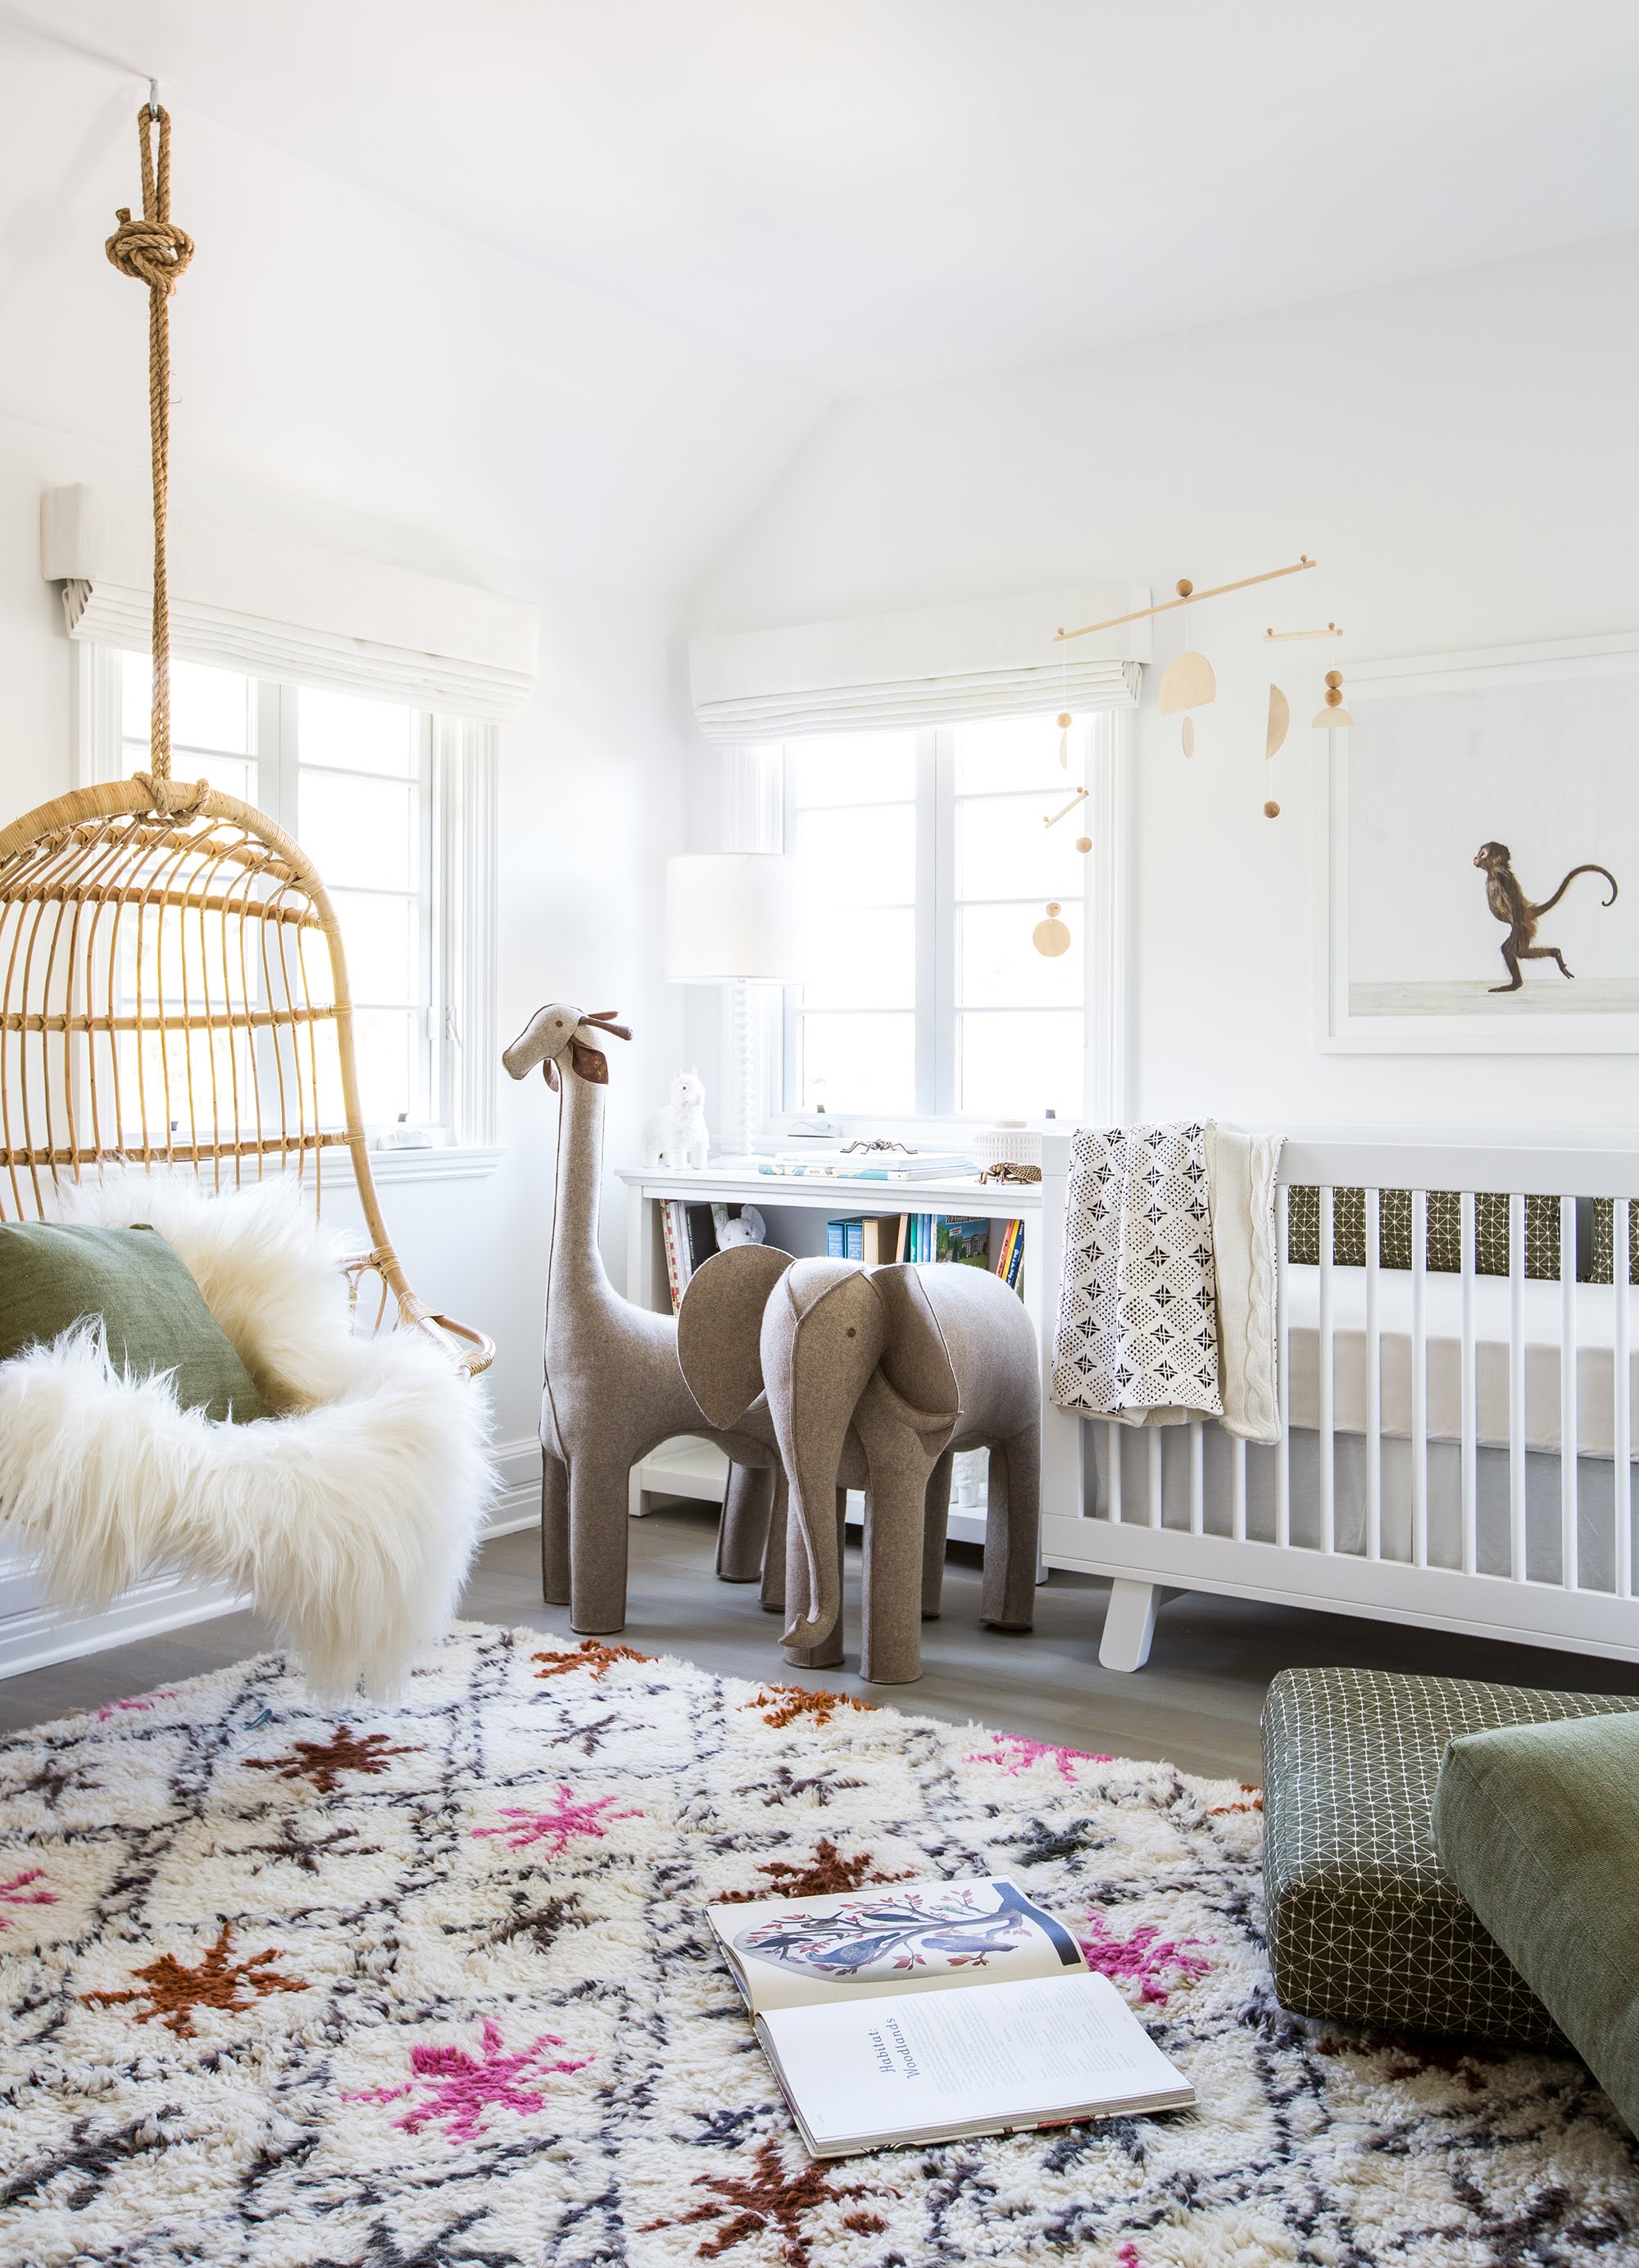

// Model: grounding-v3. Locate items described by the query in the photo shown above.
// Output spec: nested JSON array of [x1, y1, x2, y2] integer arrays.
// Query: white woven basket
[[972, 1123, 1043, 1173]]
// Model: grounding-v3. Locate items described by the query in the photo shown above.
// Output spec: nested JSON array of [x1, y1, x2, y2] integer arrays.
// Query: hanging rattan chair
[[0, 99, 493, 1696]]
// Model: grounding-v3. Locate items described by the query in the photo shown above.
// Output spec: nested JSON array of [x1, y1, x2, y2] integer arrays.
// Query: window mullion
[[915, 729, 942, 1114]]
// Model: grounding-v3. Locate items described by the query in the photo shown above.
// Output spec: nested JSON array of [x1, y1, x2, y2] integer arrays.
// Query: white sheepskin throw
[[0, 1172, 495, 1695]]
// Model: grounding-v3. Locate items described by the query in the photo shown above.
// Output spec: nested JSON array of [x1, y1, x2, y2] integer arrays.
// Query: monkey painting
[[1473, 841, 1618, 992]]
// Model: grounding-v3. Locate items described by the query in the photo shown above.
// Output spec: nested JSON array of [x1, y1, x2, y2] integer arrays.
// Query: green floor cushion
[[1262, 1666, 1639, 2044], [0, 1221, 266, 1424], [1436, 1712, 1639, 2134]]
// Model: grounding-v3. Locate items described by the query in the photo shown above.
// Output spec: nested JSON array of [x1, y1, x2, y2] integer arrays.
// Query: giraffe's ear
[[543, 1058, 560, 1090], [569, 1036, 609, 1084]]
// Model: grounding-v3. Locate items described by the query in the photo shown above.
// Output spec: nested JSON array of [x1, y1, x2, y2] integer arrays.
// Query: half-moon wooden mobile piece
[[1160, 650, 1216, 718], [1265, 684, 1291, 760]]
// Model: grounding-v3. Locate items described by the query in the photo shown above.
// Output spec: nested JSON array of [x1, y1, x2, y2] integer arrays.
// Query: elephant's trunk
[[760, 1261, 886, 1654]]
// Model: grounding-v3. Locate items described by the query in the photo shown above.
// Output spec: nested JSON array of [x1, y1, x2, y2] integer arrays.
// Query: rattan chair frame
[[0, 772, 493, 1376]]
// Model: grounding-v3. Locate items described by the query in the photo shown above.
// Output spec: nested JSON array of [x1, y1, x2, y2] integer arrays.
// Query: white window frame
[[74, 643, 501, 1181], [736, 708, 1131, 1141]]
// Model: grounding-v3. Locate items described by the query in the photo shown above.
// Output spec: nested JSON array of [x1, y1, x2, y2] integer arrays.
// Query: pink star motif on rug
[[1077, 1910, 1212, 2006], [345, 2017, 589, 2143], [94, 1689, 179, 1722], [472, 1784, 638, 1855], [963, 1732, 1112, 1782], [0, 1868, 57, 1929]]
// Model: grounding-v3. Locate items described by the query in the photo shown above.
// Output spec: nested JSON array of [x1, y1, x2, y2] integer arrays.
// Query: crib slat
[[1508, 1191, 1527, 1584], [1276, 1182, 1291, 1549], [1365, 1184, 1382, 1560], [1318, 1183, 1335, 1554], [1231, 1432, 1247, 1541], [1460, 1189, 1478, 1576], [1147, 1425, 1163, 1531], [1560, 1191, 1578, 1590], [1411, 1187, 1428, 1568], [1106, 1418, 1123, 1524], [1616, 1199, 1632, 1599], [1188, 1420, 1205, 1535]]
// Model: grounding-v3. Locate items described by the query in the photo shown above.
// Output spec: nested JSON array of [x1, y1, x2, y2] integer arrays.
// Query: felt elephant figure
[[503, 1001, 790, 1634], [679, 1249, 1041, 1683]]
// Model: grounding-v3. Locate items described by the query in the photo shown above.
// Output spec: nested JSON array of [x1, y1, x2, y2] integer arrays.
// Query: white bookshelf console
[[615, 1160, 1078, 1562]]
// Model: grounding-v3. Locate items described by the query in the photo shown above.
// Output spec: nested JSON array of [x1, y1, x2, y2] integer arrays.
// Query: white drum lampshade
[[665, 854, 805, 984]]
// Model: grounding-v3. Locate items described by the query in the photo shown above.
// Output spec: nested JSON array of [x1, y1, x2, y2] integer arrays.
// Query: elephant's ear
[[869, 1263, 961, 1431], [678, 1245, 794, 1427]]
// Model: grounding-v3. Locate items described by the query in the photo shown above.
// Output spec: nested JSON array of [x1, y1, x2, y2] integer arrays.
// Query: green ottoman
[[1261, 1665, 1639, 2044]]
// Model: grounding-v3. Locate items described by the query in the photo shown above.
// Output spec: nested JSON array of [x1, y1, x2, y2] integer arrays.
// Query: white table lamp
[[665, 853, 804, 1156]]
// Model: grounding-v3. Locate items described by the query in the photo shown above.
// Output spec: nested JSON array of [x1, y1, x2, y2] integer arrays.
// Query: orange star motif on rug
[[640, 2138, 888, 2266], [247, 1726, 421, 1795], [746, 1685, 874, 1730], [533, 1638, 653, 1681], [717, 1836, 912, 1903], [82, 1921, 307, 2039]]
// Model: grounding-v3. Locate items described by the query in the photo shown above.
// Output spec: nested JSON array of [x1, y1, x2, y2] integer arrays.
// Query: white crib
[[1035, 1134, 1639, 1672]]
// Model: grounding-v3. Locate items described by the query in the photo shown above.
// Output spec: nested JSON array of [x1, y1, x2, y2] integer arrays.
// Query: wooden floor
[[4, 1504, 1638, 1780]]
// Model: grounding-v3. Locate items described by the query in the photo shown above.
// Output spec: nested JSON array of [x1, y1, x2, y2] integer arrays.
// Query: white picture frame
[[1316, 630, 1639, 1054]]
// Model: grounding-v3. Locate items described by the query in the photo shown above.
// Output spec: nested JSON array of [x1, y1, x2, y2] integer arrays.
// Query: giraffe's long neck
[[547, 1065, 618, 1319]]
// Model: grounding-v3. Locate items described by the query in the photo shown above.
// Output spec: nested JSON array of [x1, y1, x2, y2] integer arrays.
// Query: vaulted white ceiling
[[16, 0, 1639, 394]]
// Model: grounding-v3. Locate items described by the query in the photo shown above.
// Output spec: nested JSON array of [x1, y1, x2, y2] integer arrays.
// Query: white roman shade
[[42, 486, 538, 722], [688, 587, 1149, 745]]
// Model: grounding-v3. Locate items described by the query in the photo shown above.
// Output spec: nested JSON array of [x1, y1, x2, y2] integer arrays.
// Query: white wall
[[691, 233, 1639, 1133], [0, 21, 825, 1499]]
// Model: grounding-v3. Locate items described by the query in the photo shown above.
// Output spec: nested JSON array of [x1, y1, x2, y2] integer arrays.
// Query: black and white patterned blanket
[[1051, 1121, 1224, 1422]]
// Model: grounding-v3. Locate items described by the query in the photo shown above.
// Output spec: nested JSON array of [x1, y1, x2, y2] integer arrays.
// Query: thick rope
[[105, 104, 193, 787]]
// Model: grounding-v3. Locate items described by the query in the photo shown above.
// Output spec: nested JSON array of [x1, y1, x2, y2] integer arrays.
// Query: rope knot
[[133, 772, 208, 819], [105, 208, 194, 294]]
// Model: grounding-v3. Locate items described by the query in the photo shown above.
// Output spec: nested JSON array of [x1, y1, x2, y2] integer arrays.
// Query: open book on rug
[[708, 1874, 1196, 2158]]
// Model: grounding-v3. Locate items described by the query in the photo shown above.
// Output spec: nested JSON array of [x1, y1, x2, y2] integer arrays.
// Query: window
[[781, 710, 1114, 1120], [95, 649, 495, 1146]]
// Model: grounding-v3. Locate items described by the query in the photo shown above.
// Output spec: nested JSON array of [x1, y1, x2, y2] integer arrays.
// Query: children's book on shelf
[[993, 1218, 1026, 1292], [665, 1200, 748, 1309], [708, 1876, 1194, 2159], [935, 1216, 989, 1268], [827, 1217, 901, 1263]]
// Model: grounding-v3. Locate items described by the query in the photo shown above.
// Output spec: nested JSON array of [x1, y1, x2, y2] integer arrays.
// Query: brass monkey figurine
[[1473, 842, 1618, 993]]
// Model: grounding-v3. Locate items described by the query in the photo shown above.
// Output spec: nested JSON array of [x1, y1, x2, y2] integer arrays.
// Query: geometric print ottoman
[[1261, 1665, 1639, 2047]]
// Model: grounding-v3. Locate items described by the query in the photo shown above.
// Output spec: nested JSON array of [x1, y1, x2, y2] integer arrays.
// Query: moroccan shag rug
[[0, 1624, 1634, 2267]]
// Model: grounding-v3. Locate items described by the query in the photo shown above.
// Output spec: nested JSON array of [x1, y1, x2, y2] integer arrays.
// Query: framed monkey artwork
[[1316, 632, 1639, 1054]]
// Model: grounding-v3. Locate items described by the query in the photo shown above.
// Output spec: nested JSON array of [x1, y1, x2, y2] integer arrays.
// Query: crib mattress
[[1281, 1264, 1639, 1458]]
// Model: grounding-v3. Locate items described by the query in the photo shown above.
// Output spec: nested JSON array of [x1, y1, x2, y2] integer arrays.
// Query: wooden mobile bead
[[1075, 834, 1092, 854], [1056, 711, 1073, 729], [1175, 578, 1194, 597], [1264, 801, 1281, 818], [1324, 669, 1343, 688]]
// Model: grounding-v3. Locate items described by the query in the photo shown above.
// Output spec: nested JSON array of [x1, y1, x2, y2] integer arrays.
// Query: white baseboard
[[484, 1435, 545, 1539], [0, 1436, 546, 1685]]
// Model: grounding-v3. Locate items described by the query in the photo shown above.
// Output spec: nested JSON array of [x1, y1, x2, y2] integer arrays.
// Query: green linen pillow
[[1434, 1712, 1639, 2136], [0, 1221, 267, 1425]]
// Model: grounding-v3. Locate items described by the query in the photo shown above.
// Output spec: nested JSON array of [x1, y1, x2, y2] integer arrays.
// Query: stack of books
[[823, 1214, 1025, 1290], [761, 1149, 977, 1182]]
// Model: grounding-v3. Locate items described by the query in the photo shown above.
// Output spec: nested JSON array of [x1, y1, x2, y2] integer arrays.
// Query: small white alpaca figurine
[[642, 1069, 710, 1171]]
